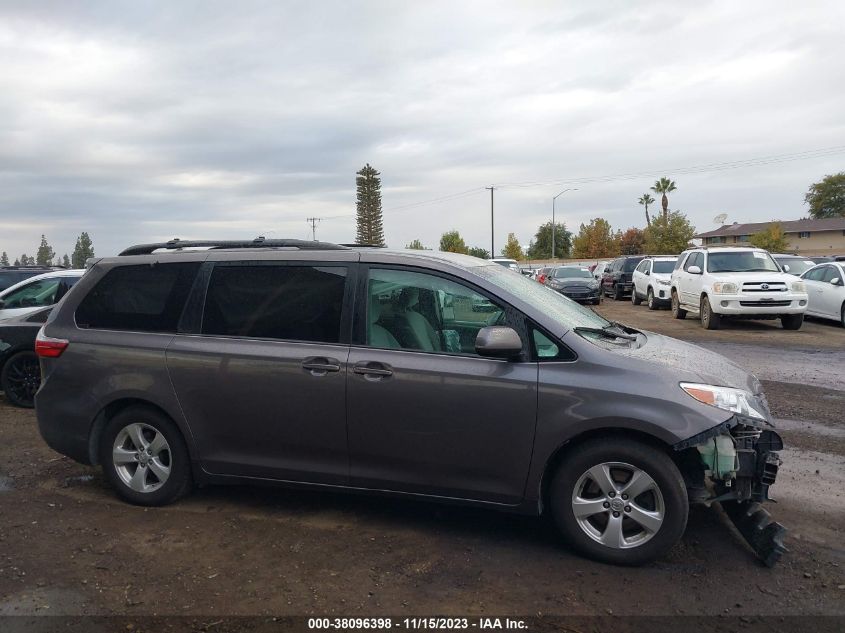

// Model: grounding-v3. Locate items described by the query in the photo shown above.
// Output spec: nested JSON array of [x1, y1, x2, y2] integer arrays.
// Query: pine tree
[[0, 252, 9, 266], [355, 164, 385, 246], [62, 254, 71, 268], [405, 239, 426, 250], [71, 232, 95, 268], [36, 234, 56, 266], [20, 253, 33, 266]]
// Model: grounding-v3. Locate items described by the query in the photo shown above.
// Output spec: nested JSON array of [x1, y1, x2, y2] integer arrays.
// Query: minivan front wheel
[[99, 406, 192, 506], [550, 439, 688, 566]]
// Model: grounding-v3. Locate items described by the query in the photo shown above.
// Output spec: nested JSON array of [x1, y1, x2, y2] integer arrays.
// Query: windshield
[[473, 264, 609, 330], [652, 260, 676, 274], [622, 258, 643, 272], [775, 257, 815, 275], [707, 251, 780, 273], [554, 267, 592, 279]]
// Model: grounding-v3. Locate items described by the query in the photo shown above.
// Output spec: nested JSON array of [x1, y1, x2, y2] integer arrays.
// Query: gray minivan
[[35, 239, 785, 566]]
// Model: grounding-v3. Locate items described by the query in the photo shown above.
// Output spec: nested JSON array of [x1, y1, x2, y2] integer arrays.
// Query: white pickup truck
[[670, 247, 808, 330]]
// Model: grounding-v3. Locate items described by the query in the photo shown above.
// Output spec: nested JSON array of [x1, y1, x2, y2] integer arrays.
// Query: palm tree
[[638, 193, 655, 226], [650, 177, 677, 221]]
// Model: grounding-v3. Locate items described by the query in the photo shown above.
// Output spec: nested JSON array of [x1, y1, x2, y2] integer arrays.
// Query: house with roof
[[694, 217, 845, 255]]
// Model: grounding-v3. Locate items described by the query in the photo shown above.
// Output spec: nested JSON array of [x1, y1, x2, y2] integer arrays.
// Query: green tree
[[355, 163, 385, 246], [619, 227, 646, 255], [405, 239, 426, 250], [501, 233, 524, 260], [650, 177, 677, 221], [749, 222, 790, 252], [0, 252, 9, 266], [643, 210, 695, 254], [572, 218, 620, 258], [804, 172, 845, 219], [36, 234, 55, 266], [19, 253, 35, 266], [526, 221, 572, 259], [638, 193, 655, 227], [62, 254, 70, 268], [439, 230, 469, 254], [467, 246, 490, 259], [71, 232, 95, 268]]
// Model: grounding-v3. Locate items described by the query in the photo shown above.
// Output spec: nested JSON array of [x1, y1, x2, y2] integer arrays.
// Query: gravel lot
[[0, 299, 843, 622]]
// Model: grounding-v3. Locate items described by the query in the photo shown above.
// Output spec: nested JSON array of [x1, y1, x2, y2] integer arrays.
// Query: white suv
[[670, 247, 808, 330], [631, 256, 678, 310]]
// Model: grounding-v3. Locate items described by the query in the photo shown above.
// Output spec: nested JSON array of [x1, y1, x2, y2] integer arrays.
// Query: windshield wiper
[[574, 325, 638, 341]]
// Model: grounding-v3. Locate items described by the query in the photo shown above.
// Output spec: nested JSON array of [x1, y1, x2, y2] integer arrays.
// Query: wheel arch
[[87, 397, 198, 468], [537, 426, 675, 515]]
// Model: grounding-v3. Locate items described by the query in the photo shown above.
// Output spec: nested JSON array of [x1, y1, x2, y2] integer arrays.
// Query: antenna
[[713, 213, 728, 225]]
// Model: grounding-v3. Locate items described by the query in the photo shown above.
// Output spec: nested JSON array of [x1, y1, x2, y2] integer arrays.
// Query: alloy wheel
[[3, 354, 40, 407], [571, 462, 665, 549], [112, 423, 172, 493]]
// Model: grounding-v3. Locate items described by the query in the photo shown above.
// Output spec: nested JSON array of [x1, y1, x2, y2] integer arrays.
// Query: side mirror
[[782, 264, 790, 272], [645, 270, 650, 276], [475, 326, 522, 359], [831, 277, 841, 286], [687, 265, 702, 275]]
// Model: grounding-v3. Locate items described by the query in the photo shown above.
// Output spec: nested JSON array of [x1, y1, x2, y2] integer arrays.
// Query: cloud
[[0, 0, 843, 258]]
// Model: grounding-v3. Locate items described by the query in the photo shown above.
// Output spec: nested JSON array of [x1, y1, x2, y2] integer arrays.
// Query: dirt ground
[[0, 299, 843, 624]]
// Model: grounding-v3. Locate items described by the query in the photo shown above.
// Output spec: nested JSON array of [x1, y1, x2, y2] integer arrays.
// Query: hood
[[615, 331, 761, 395], [550, 278, 596, 287], [708, 271, 796, 284]]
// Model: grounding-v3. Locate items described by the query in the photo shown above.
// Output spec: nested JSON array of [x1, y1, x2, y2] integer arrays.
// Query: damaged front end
[[674, 414, 787, 567]]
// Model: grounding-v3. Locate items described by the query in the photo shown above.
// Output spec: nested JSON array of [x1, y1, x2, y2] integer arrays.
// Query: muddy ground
[[0, 299, 843, 623]]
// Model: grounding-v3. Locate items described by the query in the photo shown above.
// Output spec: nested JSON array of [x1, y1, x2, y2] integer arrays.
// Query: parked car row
[[27, 238, 788, 567], [607, 246, 845, 330]]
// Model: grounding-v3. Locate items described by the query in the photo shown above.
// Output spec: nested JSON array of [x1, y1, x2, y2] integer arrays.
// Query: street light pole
[[486, 186, 495, 256], [552, 188, 578, 261]]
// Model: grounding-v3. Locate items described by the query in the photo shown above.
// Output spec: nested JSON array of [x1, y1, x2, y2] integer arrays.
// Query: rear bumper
[[35, 376, 100, 465]]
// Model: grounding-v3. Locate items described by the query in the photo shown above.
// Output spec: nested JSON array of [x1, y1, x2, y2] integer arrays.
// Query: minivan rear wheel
[[549, 438, 688, 566], [99, 406, 192, 506]]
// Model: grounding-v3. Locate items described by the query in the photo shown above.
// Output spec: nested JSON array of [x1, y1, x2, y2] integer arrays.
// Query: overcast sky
[[1, 0, 844, 260]]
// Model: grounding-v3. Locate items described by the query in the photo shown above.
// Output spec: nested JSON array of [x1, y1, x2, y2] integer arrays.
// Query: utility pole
[[551, 188, 578, 261], [486, 186, 495, 257], [306, 217, 322, 241]]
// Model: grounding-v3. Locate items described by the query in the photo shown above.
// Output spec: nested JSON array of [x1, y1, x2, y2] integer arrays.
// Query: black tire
[[781, 313, 803, 330], [631, 288, 642, 305], [549, 438, 688, 566], [671, 290, 687, 319], [99, 406, 193, 506], [647, 288, 658, 311], [701, 296, 721, 330], [613, 284, 624, 301], [841, 303, 845, 329], [1, 351, 40, 408]]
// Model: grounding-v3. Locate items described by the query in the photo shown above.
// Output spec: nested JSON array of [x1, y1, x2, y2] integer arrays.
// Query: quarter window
[[366, 268, 510, 355], [76, 263, 200, 332], [202, 265, 347, 343]]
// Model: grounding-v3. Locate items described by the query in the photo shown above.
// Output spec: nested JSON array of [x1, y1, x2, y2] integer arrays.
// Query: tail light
[[35, 328, 69, 358]]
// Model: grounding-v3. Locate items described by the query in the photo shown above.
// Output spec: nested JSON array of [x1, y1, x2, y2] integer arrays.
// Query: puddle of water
[[0, 475, 13, 492]]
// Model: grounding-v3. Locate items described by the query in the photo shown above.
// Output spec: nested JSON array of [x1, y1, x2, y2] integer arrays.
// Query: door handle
[[353, 361, 393, 379], [302, 357, 341, 375]]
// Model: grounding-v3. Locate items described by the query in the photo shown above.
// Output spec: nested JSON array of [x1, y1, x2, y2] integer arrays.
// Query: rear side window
[[202, 265, 347, 343], [76, 263, 200, 332]]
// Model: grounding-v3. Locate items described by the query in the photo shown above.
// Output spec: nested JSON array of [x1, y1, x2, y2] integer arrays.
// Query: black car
[[601, 255, 645, 300], [0, 307, 51, 407], [545, 266, 601, 304], [0, 266, 59, 292]]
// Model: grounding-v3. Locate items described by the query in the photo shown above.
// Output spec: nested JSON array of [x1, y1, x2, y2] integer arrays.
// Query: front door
[[346, 266, 538, 505], [167, 262, 352, 484]]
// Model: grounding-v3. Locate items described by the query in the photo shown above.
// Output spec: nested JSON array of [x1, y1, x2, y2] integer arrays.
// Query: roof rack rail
[[338, 243, 387, 248], [119, 237, 348, 256]]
